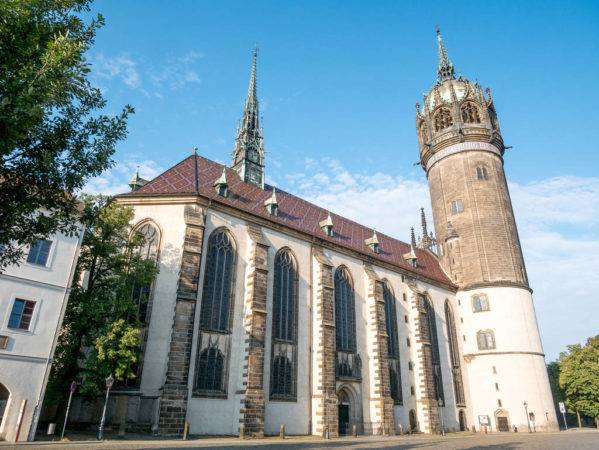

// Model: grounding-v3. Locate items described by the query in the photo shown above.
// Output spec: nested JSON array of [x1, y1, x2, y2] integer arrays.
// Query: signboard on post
[[478, 415, 489, 425], [559, 402, 568, 430]]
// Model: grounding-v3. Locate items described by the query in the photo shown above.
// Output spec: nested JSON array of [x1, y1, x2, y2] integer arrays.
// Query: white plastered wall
[[458, 286, 558, 431]]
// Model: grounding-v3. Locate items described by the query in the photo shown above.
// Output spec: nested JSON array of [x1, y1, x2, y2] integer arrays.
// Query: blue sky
[[84, 0, 599, 361]]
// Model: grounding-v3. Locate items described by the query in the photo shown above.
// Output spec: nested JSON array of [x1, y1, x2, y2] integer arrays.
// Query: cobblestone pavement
[[0, 429, 597, 449]]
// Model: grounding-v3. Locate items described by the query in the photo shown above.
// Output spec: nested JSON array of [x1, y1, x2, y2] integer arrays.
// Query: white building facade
[[0, 227, 84, 442]]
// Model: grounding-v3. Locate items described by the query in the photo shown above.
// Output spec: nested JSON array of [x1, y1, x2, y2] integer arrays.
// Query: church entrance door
[[497, 417, 509, 432], [337, 389, 350, 435], [458, 409, 466, 431]]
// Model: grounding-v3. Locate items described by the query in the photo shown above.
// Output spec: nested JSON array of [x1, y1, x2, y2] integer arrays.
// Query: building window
[[335, 267, 360, 379], [476, 167, 488, 180], [434, 107, 453, 131], [492, 366, 497, 374], [498, 399, 502, 407], [461, 102, 482, 124], [406, 338, 411, 347], [403, 293, 407, 302], [472, 294, 490, 312], [408, 361, 413, 371], [451, 200, 464, 214], [130, 223, 160, 326], [445, 301, 466, 406], [270, 249, 298, 399], [8, 299, 36, 330], [477, 330, 496, 350], [384, 282, 402, 404], [195, 229, 236, 395], [410, 386, 415, 396], [27, 239, 52, 266], [419, 294, 444, 403], [405, 315, 409, 323], [495, 382, 500, 391]]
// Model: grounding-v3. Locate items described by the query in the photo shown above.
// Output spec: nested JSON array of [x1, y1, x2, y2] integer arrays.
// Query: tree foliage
[[558, 335, 599, 423], [46, 195, 158, 406], [0, 0, 133, 270]]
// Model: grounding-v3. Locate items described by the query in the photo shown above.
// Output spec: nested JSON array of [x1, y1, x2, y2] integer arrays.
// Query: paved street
[[0, 430, 597, 450]]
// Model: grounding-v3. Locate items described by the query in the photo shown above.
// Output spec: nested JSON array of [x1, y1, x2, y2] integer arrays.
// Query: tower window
[[498, 399, 502, 407], [492, 366, 497, 374], [477, 330, 496, 350], [472, 294, 490, 312], [476, 167, 488, 180], [433, 107, 453, 131], [403, 293, 407, 302], [410, 386, 415, 396], [451, 200, 463, 214], [495, 382, 500, 391], [460, 102, 482, 124], [406, 338, 411, 347], [405, 315, 409, 323]]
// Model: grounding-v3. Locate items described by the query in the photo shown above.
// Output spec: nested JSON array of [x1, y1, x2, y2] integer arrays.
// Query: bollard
[[484, 425, 488, 434], [452, 425, 456, 433], [239, 423, 245, 439], [352, 424, 357, 437], [398, 424, 403, 436], [183, 422, 189, 441], [280, 424, 285, 439], [118, 421, 126, 438], [325, 425, 330, 440]]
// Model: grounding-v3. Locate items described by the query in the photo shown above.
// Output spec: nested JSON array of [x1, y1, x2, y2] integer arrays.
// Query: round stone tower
[[416, 29, 558, 432]]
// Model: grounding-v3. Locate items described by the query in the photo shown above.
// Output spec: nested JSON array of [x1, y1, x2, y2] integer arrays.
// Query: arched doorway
[[0, 383, 9, 430], [494, 408, 510, 432], [338, 390, 350, 435], [409, 409, 417, 432], [458, 409, 467, 431]]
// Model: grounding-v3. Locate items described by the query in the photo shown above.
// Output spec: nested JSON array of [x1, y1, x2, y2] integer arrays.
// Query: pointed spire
[[436, 26, 456, 83], [245, 46, 259, 119], [421, 207, 428, 240], [410, 227, 417, 247], [129, 166, 148, 192]]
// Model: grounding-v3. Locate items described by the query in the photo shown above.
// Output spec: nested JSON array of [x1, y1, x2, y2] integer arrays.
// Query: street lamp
[[523, 401, 532, 433], [438, 398, 445, 436], [98, 374, 115, 440]]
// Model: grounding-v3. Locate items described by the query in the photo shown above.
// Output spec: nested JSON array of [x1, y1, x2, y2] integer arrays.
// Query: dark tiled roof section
[[124, 155, 453, 286]]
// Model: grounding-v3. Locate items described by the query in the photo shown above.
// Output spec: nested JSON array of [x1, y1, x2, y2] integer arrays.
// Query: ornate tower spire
[[421, 207, 428, 239], [436, 27, 455, 83], [232, 46, 265, 188]]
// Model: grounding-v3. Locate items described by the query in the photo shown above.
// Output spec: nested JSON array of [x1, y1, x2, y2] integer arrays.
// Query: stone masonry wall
[[158, 204, 205, 435], [311, 247, 338, 437], [239, 225, 269, 437], [364, 265, 395, 435]]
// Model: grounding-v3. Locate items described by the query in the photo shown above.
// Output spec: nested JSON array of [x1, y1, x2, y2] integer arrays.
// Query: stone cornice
[[426, 142, 502, 172], [458, 280, 532, 294]]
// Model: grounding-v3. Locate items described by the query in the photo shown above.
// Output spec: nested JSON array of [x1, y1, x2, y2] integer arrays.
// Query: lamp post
[[438, 398, 445, 436], [98, 374, 115, 440], [523, 401, 532, 433]]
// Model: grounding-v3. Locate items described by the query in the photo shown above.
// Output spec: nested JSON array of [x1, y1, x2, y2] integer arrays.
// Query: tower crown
[[232, 47, 265, 188], [416, 30, 503, 172]]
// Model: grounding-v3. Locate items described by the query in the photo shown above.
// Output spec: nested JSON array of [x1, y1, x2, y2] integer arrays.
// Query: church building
[[107, 31, 557, 437]]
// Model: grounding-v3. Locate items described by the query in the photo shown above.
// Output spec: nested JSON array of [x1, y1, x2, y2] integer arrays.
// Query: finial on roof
[[319, 212, 334, 237], [410, 227, 417, 247], [365, 229, 379, 254], [128, 166, 148, 192], [421, 207, 428, 239], [264, 186, 278, 216], [403, 245, 418, 268], [436, 27, 456, 83], [214, 167, 228, 197]]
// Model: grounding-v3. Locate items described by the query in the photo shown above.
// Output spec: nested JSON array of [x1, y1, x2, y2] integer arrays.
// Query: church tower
[[416, 29, 558, 432], [232, 48, 265, 188]]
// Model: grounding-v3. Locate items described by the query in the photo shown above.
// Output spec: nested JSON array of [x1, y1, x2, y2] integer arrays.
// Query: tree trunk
[[595, 417, 598, 429], [577, 410, 581, 428]]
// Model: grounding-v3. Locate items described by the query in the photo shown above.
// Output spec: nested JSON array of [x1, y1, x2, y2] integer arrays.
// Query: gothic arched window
[[200, 231, 235, 331], [335, 267, 360, 380], [419, 294, 444, 403], [270, 249, 298, 399], [195, 229, 237, 395], [434, 108, 453, 131], [445, 301, 466, 406], [130, 222, 160, 325], [383, 282, 402, 404], [461, 102, 482, 124], [335, 267, 356, 352]]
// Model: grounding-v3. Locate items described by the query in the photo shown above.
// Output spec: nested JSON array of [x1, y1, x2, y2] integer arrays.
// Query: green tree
[[45, 195, 158, 409], [0, 0, 133, 270], [559, 335, 599, 428]]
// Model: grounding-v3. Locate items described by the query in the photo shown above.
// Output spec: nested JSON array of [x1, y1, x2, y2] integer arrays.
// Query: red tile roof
[[120, 155, 454, 287]]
